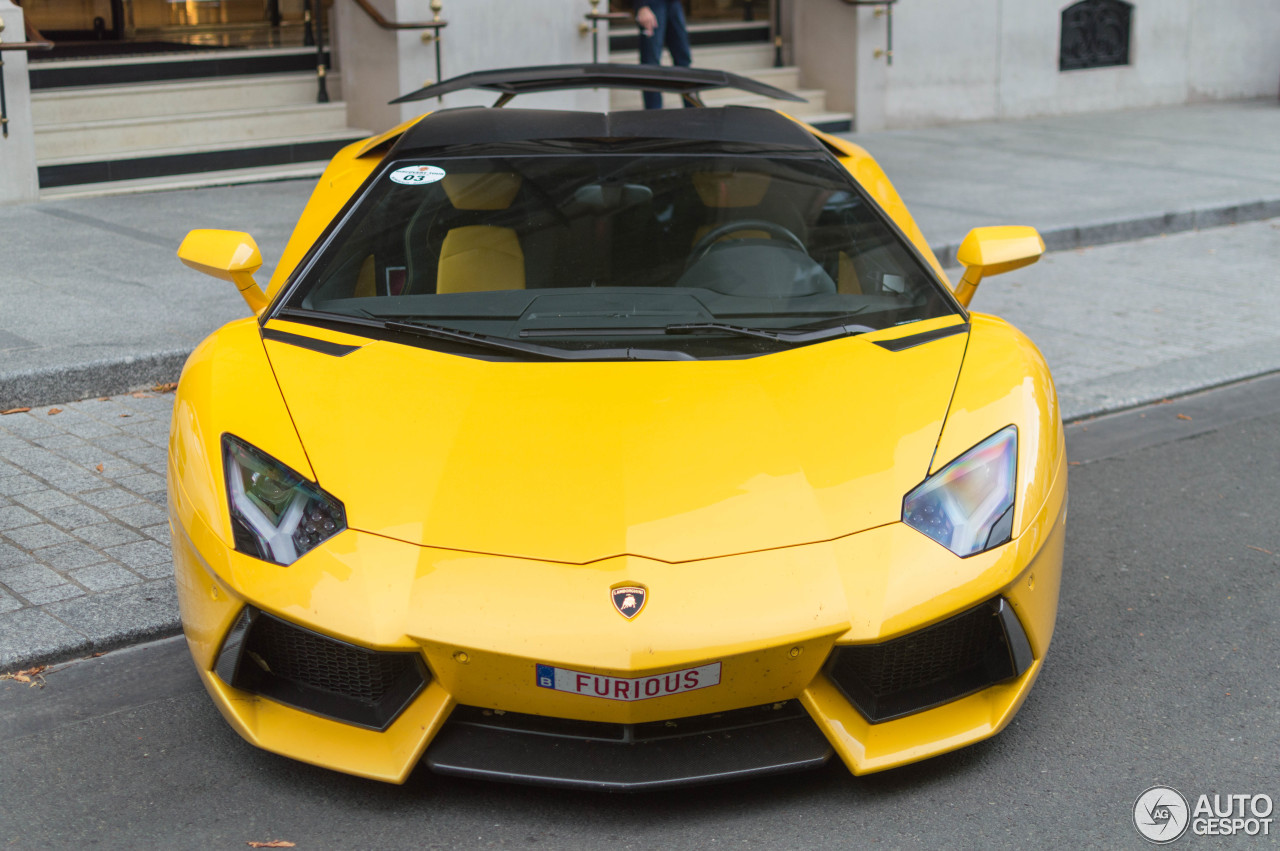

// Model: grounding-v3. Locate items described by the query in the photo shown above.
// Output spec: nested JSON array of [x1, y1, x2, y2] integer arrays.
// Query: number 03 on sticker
[[536, 662, 721, 701], [389, 164, 446, 185]]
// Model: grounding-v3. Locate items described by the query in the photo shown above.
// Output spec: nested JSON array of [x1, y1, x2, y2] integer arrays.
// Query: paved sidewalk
[[981, 216, 1280, 419], [1, 100, 1278, 410], [850, 99, 1280, 265], [0, 390, 176, 669]]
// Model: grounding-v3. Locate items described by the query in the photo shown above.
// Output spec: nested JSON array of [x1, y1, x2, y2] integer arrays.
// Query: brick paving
[[0, 390, 179, 669]]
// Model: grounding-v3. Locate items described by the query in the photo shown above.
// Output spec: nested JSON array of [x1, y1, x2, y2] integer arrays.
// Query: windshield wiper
[[383, 320, 695, 361], [663, 321, 875, 344], [275, 307, 692, 360]]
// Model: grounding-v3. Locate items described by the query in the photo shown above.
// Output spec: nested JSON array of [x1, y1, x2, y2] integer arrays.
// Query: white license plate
[[535, 662, 721, 701]]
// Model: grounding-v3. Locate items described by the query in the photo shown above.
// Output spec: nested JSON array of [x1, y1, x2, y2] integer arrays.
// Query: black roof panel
[[392, 106, 826, 156]]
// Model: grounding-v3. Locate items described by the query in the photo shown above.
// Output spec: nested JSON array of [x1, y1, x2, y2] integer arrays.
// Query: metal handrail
[[314, 0, 328, 102], [349, 0, 447, 96], [837, 0, 897, 65], [0, 16, 54, 139], [581, 0, 630, 64], [351, 0, 446, 32], [773, 0, 783, 66]]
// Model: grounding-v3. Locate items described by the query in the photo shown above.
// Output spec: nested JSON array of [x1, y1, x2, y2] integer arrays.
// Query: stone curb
[[929, 197, 1280, 268], [0, 350, 192, 412], [0, 581, 182, 672], [1060, 342, 1280, 423], [1, 616, 182, 673]]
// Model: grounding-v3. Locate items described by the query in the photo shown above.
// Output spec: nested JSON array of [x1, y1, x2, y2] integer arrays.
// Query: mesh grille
[[827, 598, 1022, 722], [841, 606, 999, 695], [217, 608, 428, 729], [246, 615, 413, 703]]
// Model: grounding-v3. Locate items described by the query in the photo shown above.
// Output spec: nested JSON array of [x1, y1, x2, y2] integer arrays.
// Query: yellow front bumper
[[171, 463, 1066, 785]]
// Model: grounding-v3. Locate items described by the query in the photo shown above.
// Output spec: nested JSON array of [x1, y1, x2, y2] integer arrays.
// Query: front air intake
[[214, 607, 428, 730], [826, 597, 1033, 723]]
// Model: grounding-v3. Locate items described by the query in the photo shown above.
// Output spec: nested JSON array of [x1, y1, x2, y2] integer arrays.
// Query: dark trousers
[[638, 0, 693, 109]]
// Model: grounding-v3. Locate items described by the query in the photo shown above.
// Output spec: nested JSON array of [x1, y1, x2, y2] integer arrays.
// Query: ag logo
[[1134, 785, 1190, 844], [611, 585, 647, 619]]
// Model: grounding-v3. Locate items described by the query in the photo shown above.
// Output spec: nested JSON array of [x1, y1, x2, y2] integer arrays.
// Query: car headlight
[[902, 426, 1016, 557], [223, 435, 346, 565]]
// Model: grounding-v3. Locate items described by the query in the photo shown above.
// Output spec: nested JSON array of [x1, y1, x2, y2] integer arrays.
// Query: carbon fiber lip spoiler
[[391, 62, 807, 106]]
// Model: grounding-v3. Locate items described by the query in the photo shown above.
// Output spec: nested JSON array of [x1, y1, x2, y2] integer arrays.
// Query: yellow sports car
[[170, 64, 1065, 790]]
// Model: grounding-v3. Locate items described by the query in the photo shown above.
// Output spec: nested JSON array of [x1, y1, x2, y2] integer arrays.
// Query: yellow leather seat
[[437, 225, 526, 294], [689, 170, 786, 245]]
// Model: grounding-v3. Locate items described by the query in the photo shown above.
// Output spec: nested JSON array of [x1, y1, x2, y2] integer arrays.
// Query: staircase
[[29, 36, 847, 198], [608, 42, 853, 133], [29, 47, 370, 198]]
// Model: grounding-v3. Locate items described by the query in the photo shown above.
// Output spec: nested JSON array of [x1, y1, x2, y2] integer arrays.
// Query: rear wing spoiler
[[391, 63, 806, 108]]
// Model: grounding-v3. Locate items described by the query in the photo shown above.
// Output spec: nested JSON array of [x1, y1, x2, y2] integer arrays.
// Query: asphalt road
[[3, 375, 1280, 850]]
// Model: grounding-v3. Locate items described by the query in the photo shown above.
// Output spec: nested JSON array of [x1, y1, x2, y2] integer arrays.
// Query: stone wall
[[337, 0, 608, 135], [796, 0, 1280, 131], [0, 0, 39, 205]]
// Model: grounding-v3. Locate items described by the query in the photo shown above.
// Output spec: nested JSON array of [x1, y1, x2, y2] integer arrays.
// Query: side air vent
[[826, 597, 1033, 723], [214, 607, 427, 730]]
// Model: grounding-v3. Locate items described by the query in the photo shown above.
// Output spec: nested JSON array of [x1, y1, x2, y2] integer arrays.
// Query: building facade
[[0, 0, 1277, 203]]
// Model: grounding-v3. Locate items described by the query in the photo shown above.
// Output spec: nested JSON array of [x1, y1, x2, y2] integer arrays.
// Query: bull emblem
[[611, 585, 647, 619]]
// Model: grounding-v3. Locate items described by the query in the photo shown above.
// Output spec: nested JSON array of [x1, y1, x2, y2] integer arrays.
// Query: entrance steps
[[29, 48, 369, 197]]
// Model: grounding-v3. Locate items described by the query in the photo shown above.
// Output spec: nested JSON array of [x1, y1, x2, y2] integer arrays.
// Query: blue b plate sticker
[[535, 662, 721, 701], [389, 165, 446, 185]]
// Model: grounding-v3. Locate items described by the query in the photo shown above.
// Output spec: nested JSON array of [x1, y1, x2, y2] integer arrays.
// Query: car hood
[[263, 318, 968, 563]]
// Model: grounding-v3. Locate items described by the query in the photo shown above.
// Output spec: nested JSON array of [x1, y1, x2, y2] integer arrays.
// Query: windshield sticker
[[389, 165, 446, 185]]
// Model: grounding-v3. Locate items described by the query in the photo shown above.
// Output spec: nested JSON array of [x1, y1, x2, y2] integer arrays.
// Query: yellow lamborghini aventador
[[170, 64, 1065, 790]]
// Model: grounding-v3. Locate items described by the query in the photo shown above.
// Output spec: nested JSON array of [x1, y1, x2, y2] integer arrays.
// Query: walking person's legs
[[663, 0, 695, 107], [638, 1, 671, 109], [665, 0, 692, 68]]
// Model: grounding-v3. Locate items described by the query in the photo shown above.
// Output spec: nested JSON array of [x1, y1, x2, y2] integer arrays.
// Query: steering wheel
[[686, 219, 806, 268]]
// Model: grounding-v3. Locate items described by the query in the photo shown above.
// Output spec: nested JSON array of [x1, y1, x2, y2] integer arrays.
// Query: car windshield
[[278, 151, 958, 359]]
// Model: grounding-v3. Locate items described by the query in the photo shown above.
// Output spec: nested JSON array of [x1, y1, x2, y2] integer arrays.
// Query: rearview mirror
[[178, 230, 269, 313], [953, 226, 1045, 308]]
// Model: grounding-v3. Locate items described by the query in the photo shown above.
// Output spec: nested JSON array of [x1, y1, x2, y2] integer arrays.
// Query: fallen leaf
[[131, 392, 154, 399], [1, 665, 48, 688], [1247, 545, 1274, 556], [95, 464, 105, 473], [247, 843, 296, 849], [1157, 398, 1172, 405], [119, 413, 131, 418], [48, 407, 63, 415], [1, 407, 31, 415], [98, 397, 111, 402], [1177, 413, 1192, 421], [153, 382, 179, 393]]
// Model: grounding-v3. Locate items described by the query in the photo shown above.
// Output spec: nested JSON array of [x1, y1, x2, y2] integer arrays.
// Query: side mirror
[[953, 226, 1045, 308], [178, 230, 269, 313]]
